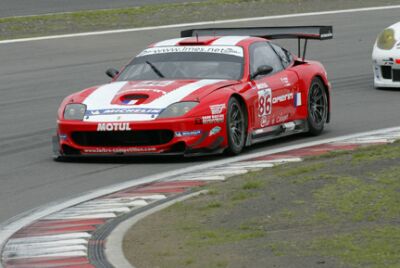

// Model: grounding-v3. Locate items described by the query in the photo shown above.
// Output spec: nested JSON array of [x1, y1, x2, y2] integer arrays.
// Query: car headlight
[[377, 28, 396, 50], [158, 102, 198, 119], [63, 104, 86, 120]]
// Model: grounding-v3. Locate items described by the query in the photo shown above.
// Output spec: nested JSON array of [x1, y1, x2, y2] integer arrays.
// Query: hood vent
[[120, 94, 148, 105]]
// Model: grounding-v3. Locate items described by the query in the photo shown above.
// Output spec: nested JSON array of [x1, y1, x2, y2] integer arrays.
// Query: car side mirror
[[251, 65, 273, 79], [106, 68, 119, 79]]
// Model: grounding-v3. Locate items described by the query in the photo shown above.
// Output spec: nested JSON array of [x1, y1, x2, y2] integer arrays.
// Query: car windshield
[[117, 46, 244, 81]]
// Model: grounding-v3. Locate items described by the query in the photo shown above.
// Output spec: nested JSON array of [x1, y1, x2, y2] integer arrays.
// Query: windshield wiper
[[145, 61, 165, 78]]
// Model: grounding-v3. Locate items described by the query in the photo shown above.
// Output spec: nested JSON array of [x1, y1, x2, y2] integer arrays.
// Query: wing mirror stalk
[[106, 68, 119, 79], [251, 65, 273, 79]]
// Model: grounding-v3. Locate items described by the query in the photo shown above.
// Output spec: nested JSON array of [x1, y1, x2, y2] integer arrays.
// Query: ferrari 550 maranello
[[53, 26, 333, 159]]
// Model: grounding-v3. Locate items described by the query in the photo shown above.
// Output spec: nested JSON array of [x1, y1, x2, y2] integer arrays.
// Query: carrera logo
[[272, 93, 294, 104], [97, 122, 132, 131]]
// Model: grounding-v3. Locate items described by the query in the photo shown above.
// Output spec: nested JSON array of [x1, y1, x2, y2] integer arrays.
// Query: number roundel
[[258, 88, 272, 117]]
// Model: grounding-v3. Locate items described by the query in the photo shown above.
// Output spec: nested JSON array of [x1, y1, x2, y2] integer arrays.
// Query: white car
[[372, 22, 400, 88]]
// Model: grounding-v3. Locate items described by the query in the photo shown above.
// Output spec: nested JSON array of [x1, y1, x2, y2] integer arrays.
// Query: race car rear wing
[[180, 26, 333, 60]]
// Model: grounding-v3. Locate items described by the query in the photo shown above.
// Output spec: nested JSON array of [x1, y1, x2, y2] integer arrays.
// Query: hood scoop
[[119, 94, 149, 105]]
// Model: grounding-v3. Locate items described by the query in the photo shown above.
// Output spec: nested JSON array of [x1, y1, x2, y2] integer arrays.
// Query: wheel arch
[[230, 93, 250, 146], [230, 93, 249, 127], [313, 75, 331, 123]]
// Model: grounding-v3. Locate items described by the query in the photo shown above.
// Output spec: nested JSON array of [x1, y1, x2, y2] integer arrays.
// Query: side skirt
[[249, 120, 308, 145]]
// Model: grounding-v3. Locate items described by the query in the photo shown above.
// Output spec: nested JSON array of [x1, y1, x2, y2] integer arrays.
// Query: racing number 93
[[258, 88, 272, 117]]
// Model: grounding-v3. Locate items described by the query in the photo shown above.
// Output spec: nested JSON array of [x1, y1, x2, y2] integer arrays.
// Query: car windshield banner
[[137, 46, 244, 58]]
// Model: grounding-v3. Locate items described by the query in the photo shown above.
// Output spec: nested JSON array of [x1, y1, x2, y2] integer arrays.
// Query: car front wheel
[[226, 97, 246, 155]]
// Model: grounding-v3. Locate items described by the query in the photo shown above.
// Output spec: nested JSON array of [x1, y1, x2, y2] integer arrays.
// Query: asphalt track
[[1, 8, 400, 226], [0, 0, 206, 18]]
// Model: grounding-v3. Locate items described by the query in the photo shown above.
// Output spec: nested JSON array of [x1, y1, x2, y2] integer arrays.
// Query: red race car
[[53, 26, 333, 159]]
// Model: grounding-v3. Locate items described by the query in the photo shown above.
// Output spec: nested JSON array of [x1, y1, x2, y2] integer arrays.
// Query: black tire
[[226, 97, 246, 155], [307, 78, 328, 136]]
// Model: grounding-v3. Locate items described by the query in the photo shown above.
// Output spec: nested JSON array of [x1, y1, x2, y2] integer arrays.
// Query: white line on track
[[0, 5, 400, 44]]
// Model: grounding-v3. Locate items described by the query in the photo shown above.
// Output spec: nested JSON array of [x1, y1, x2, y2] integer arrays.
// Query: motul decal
[[97, 122, 131, 131]]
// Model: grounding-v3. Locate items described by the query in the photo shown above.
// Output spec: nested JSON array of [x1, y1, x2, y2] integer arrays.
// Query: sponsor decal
[[258, 88, 272, 117], [209, 126, 222, 136], [321, 33, 333, 39], [137, 46, 243, 58], [59, 134, 68, 141], [97, 122, 132, 131], [272, 93, 294, 104], [120, 88, 167, 95], [256, 82, 269, 90], [202, 114, 224, 124], [294, 92, 302, 107], [87, 108, 162, 116], [275, 113, 289, 124], [260, 115, 269, 128], [383, 58, 394, 65], [210, 104, 226, 115], [84, 147, 157, 153], [130, 81, 174, 87], [280, 76, 291, 87], [175, 130, 202, 137]]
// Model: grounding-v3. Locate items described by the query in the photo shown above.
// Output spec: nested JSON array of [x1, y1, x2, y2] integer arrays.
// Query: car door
[[249, 41, 298, 130]]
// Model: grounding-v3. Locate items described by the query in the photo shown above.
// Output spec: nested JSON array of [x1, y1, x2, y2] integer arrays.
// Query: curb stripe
[[4, 126, 400, 267]]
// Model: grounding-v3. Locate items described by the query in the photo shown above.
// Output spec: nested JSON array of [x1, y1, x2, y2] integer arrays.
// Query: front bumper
[[372, 48, 400, 88], [54, 117, 226, 157]]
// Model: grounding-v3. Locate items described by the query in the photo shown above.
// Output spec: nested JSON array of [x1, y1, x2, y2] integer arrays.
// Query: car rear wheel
[[307, 78, 328, 135], [226, 97, 246, 155]]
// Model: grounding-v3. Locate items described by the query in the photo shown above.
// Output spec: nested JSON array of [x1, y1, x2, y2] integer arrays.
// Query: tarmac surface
[[1, 7, 400, 226]]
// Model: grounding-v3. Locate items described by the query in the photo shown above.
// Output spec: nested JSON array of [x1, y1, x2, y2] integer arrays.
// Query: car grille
[[381, 66, 392, 79], [71, 130, 174, 147], [393, 69, 400, 82]]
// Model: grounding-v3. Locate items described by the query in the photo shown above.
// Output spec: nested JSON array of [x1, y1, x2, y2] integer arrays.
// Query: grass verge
[[1, 0, 399, 40], [124, 142, 400, 268]]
